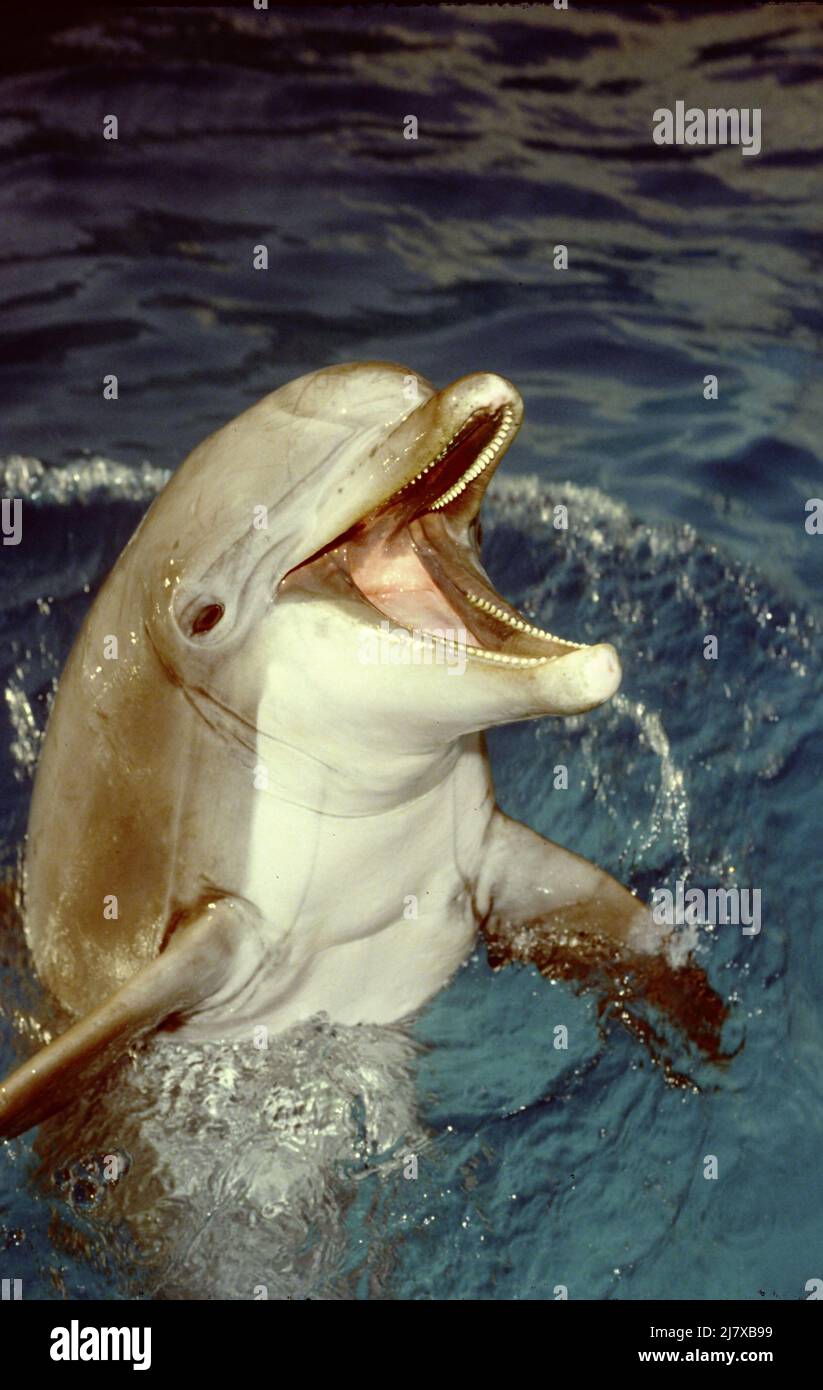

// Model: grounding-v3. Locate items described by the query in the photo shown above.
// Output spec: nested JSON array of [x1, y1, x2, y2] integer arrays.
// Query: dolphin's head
[[138, 362, 620, 791]]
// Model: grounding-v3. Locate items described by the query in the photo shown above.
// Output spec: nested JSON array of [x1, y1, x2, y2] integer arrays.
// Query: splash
[[33, 1017, 425, 1300], [612, 695, 691, 867], [5, 672, 44, 781], [0, 454, 170, 505]]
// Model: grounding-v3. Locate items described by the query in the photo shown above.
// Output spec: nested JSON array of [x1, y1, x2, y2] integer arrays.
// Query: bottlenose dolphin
[[0, 362, 725, 1138]]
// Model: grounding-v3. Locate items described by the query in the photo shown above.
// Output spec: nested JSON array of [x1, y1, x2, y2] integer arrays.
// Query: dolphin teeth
[[463, 646, 548, 667], [421, 632, 550, 667], [399, 404, 516, 509], [464, 591, 586, 649]]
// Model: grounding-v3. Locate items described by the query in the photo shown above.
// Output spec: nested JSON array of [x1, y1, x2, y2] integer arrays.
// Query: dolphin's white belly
[[176, 743, 494, 1042], [228, 898, 479, 1037]]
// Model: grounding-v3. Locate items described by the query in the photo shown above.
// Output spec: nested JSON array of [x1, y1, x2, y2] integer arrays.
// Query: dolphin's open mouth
[[280, 397, 586, 666]]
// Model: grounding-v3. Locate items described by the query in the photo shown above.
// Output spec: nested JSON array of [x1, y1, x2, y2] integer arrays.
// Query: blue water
[[1, 4, 822, 1299]]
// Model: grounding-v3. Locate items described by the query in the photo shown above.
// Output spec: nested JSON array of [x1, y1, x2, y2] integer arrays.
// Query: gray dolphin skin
[[0, 362, 718, 1139]]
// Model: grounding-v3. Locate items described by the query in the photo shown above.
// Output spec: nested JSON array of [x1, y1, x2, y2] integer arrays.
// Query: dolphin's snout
[[444, 371, 523, 422], [533, 641, 622, 717]]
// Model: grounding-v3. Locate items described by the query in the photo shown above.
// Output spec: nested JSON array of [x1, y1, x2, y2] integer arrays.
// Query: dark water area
[[2, 4, 822, 591], [1, 3, 822, 1300]]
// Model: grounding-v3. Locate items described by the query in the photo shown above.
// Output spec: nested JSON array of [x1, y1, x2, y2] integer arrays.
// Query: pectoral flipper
[[0, 899, 262, 1139], [475, 811, 730, 1080]]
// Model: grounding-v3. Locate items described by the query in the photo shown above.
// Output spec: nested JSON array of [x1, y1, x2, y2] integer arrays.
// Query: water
[[1, 4, 822, 1300]]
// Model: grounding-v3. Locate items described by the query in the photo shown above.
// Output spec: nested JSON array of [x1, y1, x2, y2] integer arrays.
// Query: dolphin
[[0, 362, 725, 1138]]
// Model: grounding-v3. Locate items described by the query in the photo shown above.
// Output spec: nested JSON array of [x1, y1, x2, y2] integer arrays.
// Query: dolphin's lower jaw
[[280, 372, 621, 713]]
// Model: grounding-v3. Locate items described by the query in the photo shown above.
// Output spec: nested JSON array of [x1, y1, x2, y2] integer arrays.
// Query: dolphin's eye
[[190, 603, 224, 636]]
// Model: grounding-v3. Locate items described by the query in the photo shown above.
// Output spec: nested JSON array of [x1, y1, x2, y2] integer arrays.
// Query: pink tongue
[[348, 534, 480, 640]]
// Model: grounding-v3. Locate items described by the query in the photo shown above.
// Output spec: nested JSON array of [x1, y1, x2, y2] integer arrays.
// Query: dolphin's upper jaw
[[280, 381, 592, 667]]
